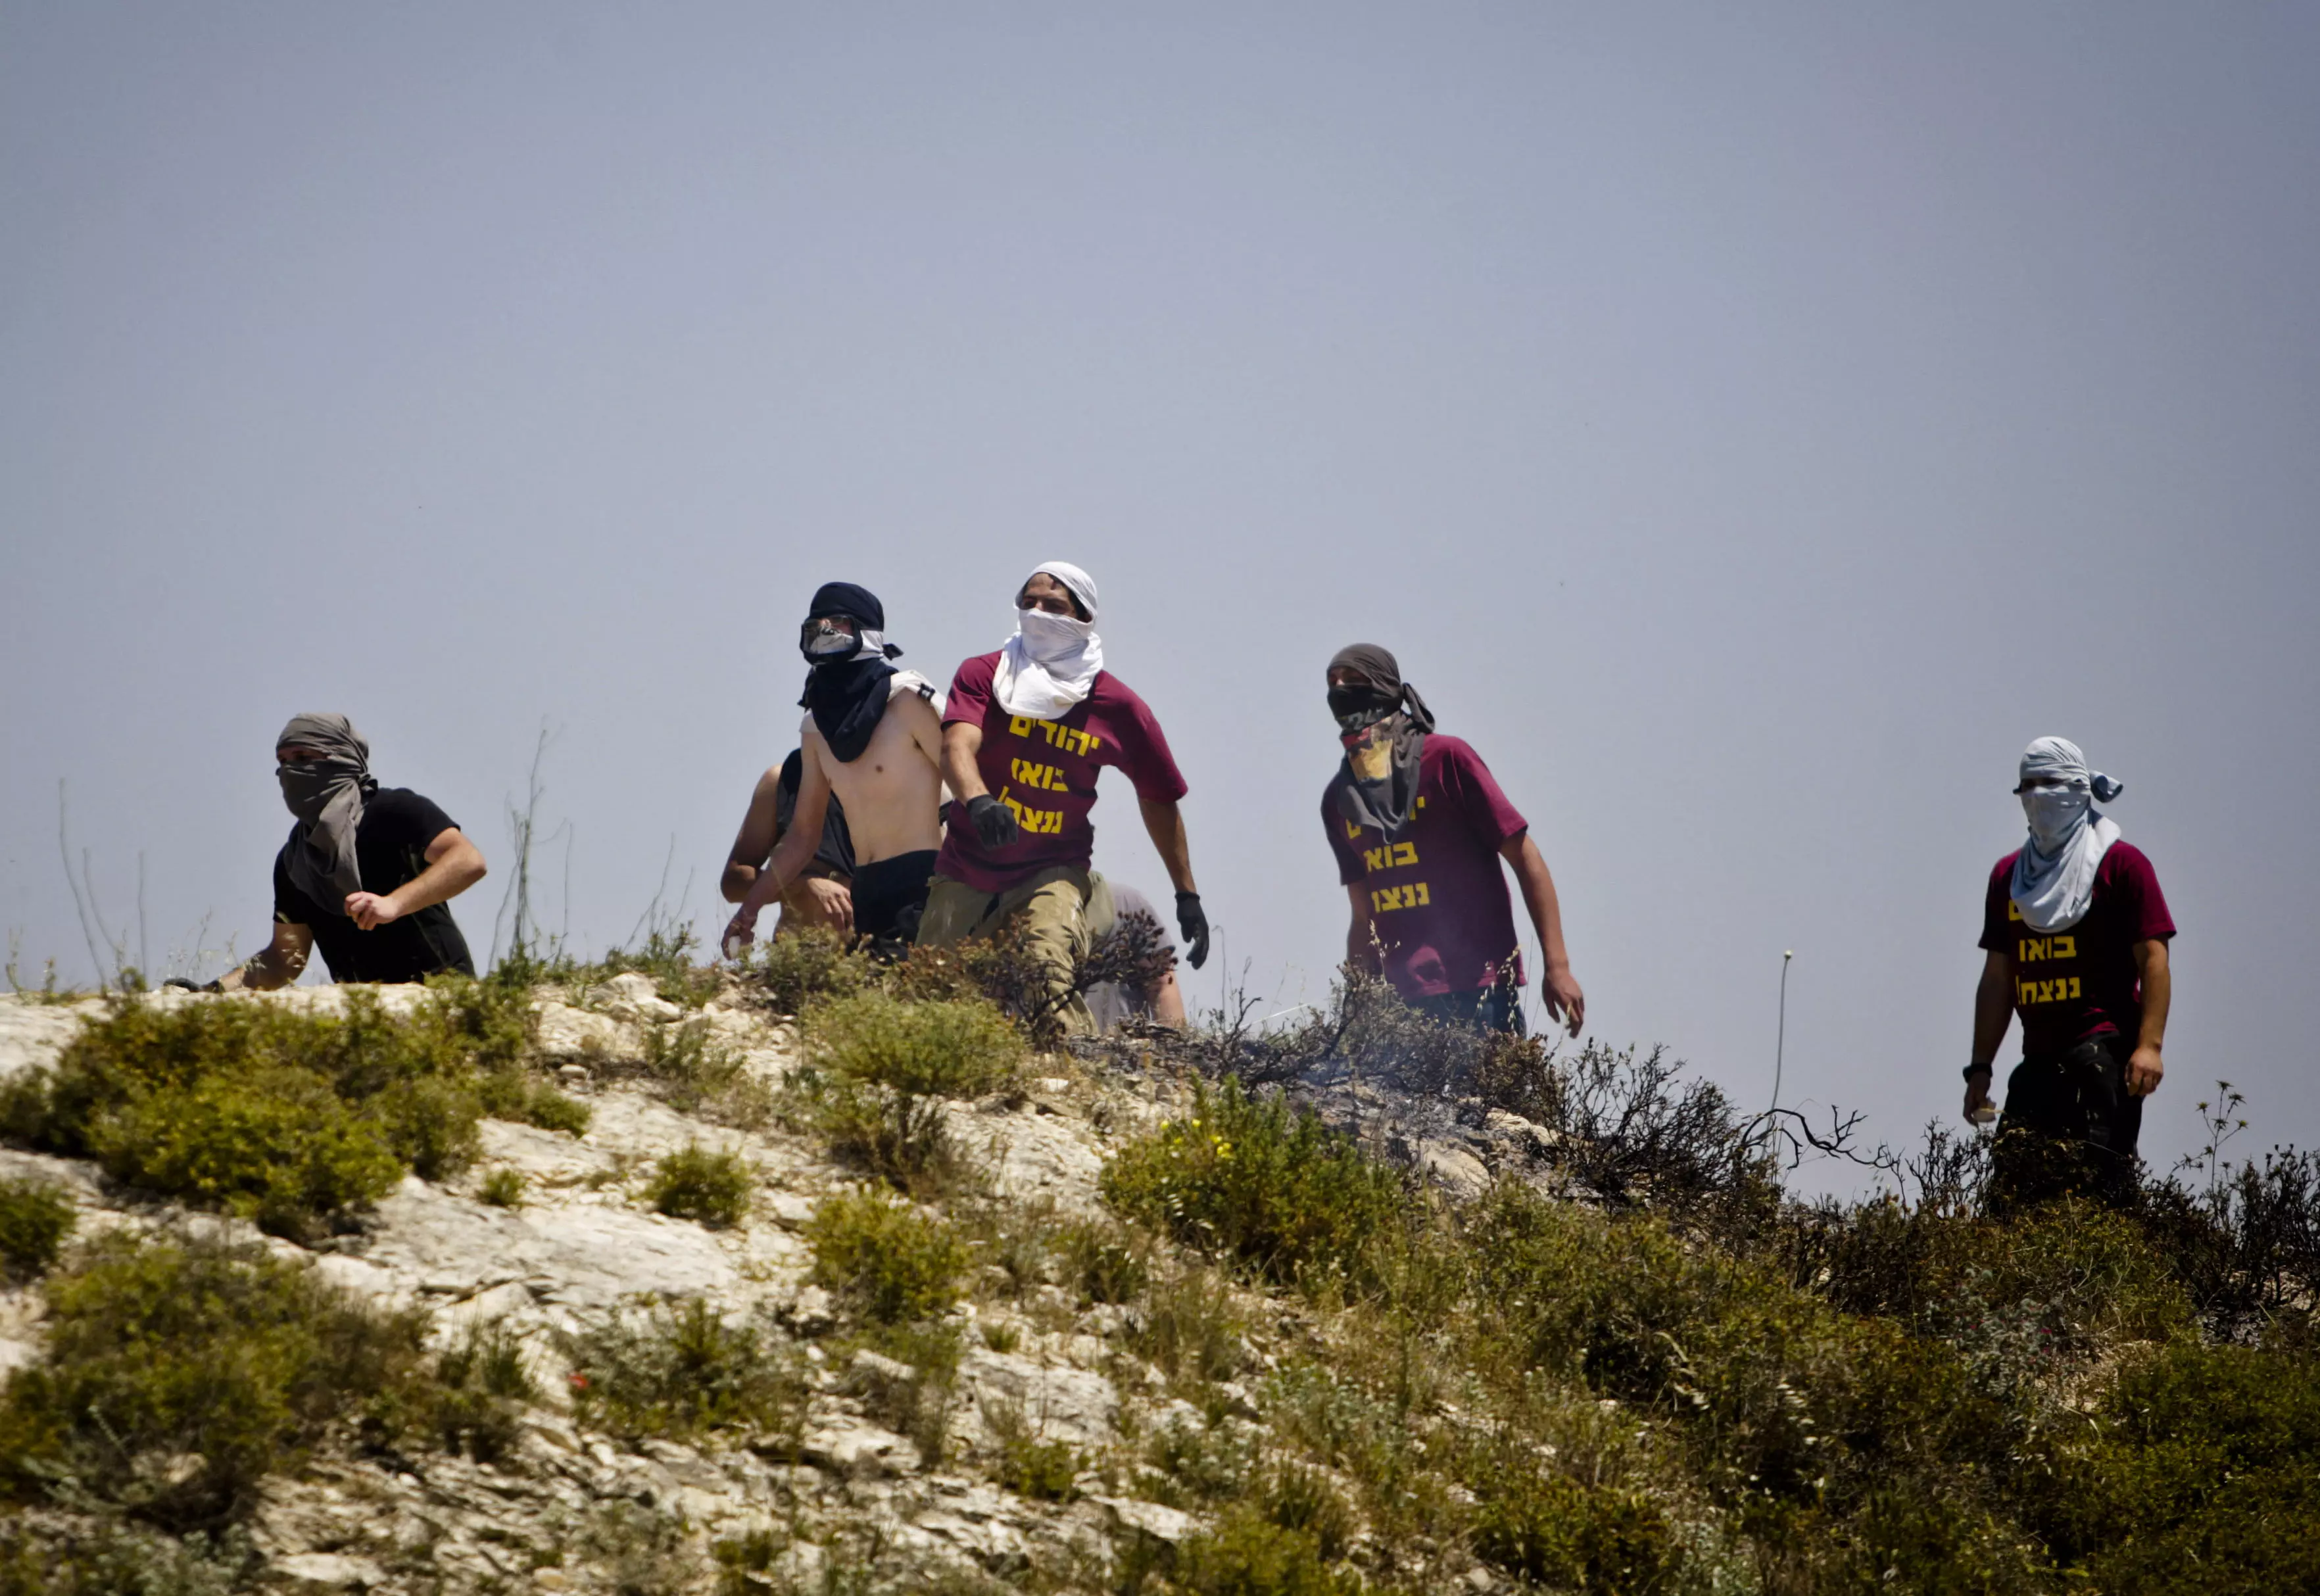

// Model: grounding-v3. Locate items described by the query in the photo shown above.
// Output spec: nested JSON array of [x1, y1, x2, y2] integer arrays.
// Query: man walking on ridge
[[1967, 737, 2175, 1208], [1321, 646, 1583, 1036], [723, 583, 947, 954], [176, 713, 486, 990], [920, 562, 1209, 1033]]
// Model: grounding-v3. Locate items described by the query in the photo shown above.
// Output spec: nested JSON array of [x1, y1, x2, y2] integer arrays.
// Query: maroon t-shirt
[[1322, 735, 1530, 1000], [936, 652, 1189, 892], [1977, 840, 2176, 1057]]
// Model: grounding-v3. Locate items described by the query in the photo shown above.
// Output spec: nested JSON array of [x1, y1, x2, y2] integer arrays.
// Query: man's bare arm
[[218, 921, 314, 991], [941, 722, 988, 804], [724, 754, 842, 953], [1965, 948, 2013, 1120], [2128, 938, 2170, 1097], [347, 829, 486, 931], [1499, 832, 1585, 1035], [1345, 882, 1380, 974], [1137, 797, 1197, 896], [721, 767, 786, 904]]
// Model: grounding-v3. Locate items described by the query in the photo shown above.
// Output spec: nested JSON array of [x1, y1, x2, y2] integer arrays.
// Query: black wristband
[[1964, 1063, 1994, 1080]]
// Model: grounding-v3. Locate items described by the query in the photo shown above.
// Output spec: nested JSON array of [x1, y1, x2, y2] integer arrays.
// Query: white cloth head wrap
[[992, 562, 1104, 719], [2008, 735, 2124, 933]]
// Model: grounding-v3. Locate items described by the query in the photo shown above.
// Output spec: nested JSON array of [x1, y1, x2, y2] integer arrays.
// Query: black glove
[[1174, 890, 1210, 970], [162, 977, 223, 993], [966, 794, 1021, 851]]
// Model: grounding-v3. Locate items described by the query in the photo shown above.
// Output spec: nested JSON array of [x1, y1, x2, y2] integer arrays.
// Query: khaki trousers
[[919, 867, 1117, 1036]]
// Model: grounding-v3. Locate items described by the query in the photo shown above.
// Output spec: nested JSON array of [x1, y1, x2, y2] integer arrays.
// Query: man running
[[720, 748, 856, 938], [921, 562, 1208, 1032], [1966, 737, 2175, 1207], [185, 713, 486, 989], [722, 583, 946, 954], [1321, 646, 1583, 1035]]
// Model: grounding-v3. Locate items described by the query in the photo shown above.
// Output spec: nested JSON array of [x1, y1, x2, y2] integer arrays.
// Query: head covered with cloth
[[1326, 643, 1436, 836], [275, 712, 377, 913], [798, 581, 908, 763], [992, 562, 1103, 719], [2009, 735, 2125, 934]]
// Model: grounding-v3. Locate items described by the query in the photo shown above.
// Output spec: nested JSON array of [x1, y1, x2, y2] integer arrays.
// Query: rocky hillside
[[0, 946, 2314, 1595]]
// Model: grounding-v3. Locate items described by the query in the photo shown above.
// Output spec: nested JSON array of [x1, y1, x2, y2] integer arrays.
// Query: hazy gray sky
[[5, 4, 2316, 1187]]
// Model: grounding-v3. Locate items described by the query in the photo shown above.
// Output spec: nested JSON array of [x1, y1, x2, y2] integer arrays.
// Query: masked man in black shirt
[[194, 714, 487, 990]]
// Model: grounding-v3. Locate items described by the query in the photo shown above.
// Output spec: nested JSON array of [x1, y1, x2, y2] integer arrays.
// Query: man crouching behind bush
[[174, 713, 486, 991]]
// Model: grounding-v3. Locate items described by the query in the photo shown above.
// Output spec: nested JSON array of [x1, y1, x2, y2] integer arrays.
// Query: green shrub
[[1059, 1220, 1149, 1306], [479, 1167, 527, 1208], [2023, 1340, 2320, 1593], [796, 1071, 969, 1199], [807, 1189, 968, 1324], [0, 1519, 256, 1596], [1169, 1503, 1359, 1596], [1100, 1077, 1409, 1290], [1470, 1468, 1678, 1591], [565, 1298, 802, 1441], [429, 1317, 538, 1463], [752, 926, 872, 1015], [0, 1234, 427, 1530], [0, 1175, 76, 1282], [986, 1398, 1081, 1500], [643, 1017, 767, 1124], [1257, 1462, 1357, 1563], [807, 991, 1023, 1099], [2, 986, 584, 1239], [1128, 1265, 1245, 1386], [645, 1145, 753, 1228]]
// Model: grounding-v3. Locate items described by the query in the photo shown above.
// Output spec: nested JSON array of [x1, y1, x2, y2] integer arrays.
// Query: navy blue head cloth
[[808, 582, 884, 631]]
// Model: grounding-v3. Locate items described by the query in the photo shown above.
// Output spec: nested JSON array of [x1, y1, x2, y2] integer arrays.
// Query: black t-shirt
[[775, 748, 856, 877], [273, 787, 477, 984]]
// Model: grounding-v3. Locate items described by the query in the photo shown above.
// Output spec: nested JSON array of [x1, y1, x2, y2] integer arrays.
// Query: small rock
[[783, 1284, 835, 1336], [557, 1062, 590, 1084], [272, 1551, 389, 1591], [850, 1347, 917, 1393], [1093, 1495, 1196, 1545], [802, 1424, 919, 1478]]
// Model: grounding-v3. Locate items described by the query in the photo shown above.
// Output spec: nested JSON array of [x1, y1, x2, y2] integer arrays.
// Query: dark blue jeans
[[1994, 1031, 2144, 1210]]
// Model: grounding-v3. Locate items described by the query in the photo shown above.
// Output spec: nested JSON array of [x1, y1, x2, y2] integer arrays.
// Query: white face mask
[[2021, 785, 2090, 851], [1017, 606, 1092, 664]]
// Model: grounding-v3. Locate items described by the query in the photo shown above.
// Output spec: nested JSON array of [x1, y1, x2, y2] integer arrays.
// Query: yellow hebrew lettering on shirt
[[1363, 845, 1388, 873], [1413, 881, 1430, 906], [2007, 900, 2023, 922], [1343, 819, 1363, 841], [1009, 758, 1069, 792], [2067, 977, 2081, 999], [997, 788, 1067, 836], [2018, 936, 2049, 963], [1008, 715, 1035, 739], [2051, 934, 2076, 959], [1391, 840, 1418, 867]]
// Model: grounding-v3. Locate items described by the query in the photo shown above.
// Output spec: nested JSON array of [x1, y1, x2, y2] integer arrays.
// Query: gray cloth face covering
[[2007, 735, 2123, 934], [276, 713, 374, 913]]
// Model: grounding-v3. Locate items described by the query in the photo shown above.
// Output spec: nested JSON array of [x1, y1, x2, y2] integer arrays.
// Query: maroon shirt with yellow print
[[1322, 735, 1530, 1000], [936, 652, 1188, 893], [1978, 841, 2175, 1057]]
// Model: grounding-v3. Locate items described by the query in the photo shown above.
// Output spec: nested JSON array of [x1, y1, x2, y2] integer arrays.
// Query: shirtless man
[[722, 583, 948, 953]]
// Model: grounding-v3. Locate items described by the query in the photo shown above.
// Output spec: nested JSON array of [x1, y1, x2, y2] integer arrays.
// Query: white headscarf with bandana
[[2008, 735, 2125, 934], [992, 561, 1104, 719]]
